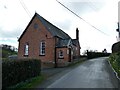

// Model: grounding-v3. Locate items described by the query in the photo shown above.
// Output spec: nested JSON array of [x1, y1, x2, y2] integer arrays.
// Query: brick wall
[[18, 16, 55, 63], [56, 48, 70, 67], [18, 14, 81, 68]]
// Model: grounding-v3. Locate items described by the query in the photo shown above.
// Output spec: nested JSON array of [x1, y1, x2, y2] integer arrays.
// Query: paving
[[36, 57, 119, 89]]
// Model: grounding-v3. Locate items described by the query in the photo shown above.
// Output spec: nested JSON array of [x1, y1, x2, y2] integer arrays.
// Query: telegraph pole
[[116, 22, 120, 41]]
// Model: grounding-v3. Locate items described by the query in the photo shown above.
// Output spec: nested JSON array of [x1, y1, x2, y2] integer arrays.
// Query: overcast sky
[[0, 0, 119, 53]]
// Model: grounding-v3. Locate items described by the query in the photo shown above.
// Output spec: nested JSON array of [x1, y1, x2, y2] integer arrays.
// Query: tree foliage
[[1, 44, 17, 58]]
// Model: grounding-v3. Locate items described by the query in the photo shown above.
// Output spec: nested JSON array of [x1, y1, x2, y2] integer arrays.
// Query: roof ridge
[[35, 13, 71, 39]]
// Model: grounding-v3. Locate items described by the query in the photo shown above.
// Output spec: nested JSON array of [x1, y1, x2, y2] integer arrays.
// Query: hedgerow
[[109, 52, 120, 78], [2, 58, 41, 88]]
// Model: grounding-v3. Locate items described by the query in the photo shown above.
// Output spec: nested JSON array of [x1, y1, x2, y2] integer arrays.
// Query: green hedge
[[109, 52, 120, 78], [2, 59, 41, 88], [87, 52, 111, 59]]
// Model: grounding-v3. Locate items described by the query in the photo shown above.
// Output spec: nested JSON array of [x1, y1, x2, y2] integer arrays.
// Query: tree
[[102, 49, 107, 53]]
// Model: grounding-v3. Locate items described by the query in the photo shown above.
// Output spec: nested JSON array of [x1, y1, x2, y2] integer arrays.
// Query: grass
[[109, 53, 120, 78], [2, 48, 17, 58], [9, 75, 45, 89]]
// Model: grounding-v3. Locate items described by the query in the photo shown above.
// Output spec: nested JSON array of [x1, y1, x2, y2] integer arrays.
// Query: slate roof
[[18, 13, 80, 48], [36, 13, 71, 39], [35, 13, 80, 48], [72, 39, 80, 46], [18, 13, 71, 41], [56, 39, 71, 47]]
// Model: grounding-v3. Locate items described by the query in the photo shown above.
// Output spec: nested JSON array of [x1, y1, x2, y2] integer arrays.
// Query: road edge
[[107, 59, 120, 89], [108, 60, 120, 80]]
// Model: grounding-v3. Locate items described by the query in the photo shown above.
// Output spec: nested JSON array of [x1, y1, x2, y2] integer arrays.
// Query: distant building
[[18, 13, 81, 67]]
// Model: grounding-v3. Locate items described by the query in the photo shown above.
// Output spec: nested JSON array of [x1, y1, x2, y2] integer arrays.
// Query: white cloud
[[0, 0, 119, 53]]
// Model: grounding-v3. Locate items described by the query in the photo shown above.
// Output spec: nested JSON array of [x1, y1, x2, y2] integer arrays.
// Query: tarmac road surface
[[47, 57, 119, 88]]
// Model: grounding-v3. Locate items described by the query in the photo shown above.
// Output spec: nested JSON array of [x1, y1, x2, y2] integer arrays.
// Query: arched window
[[40, 41, 45, 55], [24, 43, 29, 56], [59, 50, 63, 58]]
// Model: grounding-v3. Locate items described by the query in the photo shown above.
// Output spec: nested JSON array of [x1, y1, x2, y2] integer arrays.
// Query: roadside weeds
[[107, 57, 120, 89], [8, 75, 45, 89]]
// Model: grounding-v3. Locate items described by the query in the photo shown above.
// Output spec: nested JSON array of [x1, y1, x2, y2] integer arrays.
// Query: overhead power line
[[56, 0, 109, 36], [19, 0, 32, 18]]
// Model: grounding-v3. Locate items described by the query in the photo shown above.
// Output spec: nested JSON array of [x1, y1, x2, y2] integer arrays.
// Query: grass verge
[[9, 75, 45, 89], [109, 53, 120, 78]]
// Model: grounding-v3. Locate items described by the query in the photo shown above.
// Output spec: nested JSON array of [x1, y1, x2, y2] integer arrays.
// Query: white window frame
[[76, 47, 77, 50], [59, 50, 64, 58], [67, 49, 69, 55], [40, 41, 45, 55], [24, 44, 29, 56]]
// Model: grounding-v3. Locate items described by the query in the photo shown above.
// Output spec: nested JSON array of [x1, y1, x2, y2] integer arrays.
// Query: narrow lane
[[47, 57, 118, 88]]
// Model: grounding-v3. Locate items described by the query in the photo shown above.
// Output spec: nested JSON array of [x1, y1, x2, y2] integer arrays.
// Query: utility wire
[[87, 0, 98, 12], [56, 0, 109, 36], [19, 0, 32, 18]]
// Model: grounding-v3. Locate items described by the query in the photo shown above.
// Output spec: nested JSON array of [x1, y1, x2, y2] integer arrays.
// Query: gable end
[[18, 13, 37, 41]]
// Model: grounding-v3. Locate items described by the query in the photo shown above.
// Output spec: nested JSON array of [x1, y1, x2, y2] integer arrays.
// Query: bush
[[2, 59, 41, 88], [109, 52, 120, 78], [87, 52, 111, 59], [2, 46, 17, 58]]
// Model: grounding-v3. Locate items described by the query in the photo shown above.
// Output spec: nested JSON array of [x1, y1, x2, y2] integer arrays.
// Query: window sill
[[39, 55, 45, 56], [24, 55, 29, 57], [58, 57, 64, 59]]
